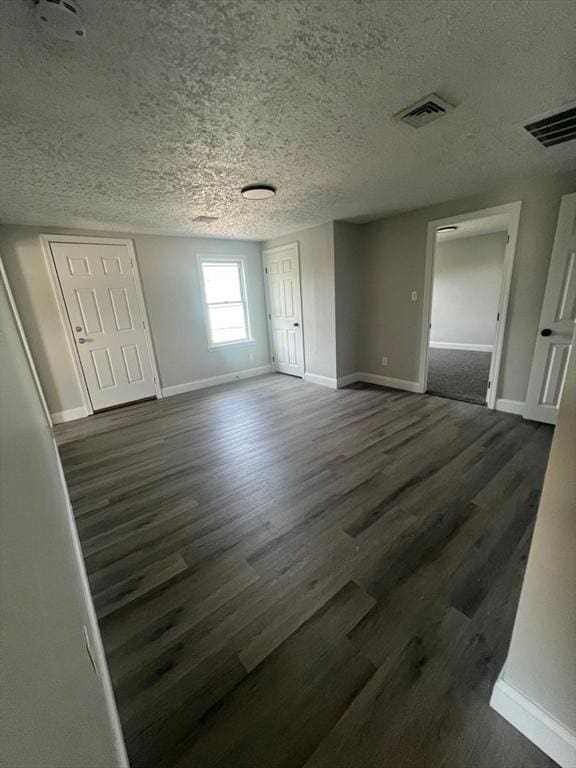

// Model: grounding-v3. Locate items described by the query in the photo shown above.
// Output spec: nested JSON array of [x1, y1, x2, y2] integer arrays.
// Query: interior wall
[[334, 221, 363, 378], [263, 222, 337, 380], [430, 231, 507, 349], [495, 344, 576, 757], [0, 274, 127, 768], [133, 235, 269, 388], [0, 226, 270, 416], [361, 170, 576, 401]]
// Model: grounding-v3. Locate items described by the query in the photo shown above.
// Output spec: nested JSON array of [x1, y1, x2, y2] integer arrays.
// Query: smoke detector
[[35, 0, 85, 41], [394, 94, 454, 128]]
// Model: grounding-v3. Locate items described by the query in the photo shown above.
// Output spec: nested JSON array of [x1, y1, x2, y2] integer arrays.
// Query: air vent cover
[[193, 215, 219, 224], [524, 106, 576, 148], [394, 94, 454, 128]]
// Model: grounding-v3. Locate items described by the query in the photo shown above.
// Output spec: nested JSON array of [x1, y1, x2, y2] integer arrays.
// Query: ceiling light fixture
[[436, 225, 458, 233], [241, 184, 276, 200], [35, 0, 86, 41]]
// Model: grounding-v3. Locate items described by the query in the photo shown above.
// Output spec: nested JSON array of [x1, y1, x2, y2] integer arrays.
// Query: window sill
[[208, 339, 256, 351]]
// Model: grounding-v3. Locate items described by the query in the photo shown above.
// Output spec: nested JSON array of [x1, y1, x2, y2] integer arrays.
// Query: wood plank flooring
[[55, 374, 557, 768]]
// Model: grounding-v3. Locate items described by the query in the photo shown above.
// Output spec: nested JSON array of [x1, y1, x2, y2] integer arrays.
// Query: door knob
[[293, 322, 300, 327], [75, 326, 83, 332], [540, 328, 552, 337], [78, 337, 87, 344]]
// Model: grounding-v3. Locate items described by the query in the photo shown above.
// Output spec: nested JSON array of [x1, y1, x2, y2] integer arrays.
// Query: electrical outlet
[[411, 290, 418, 302], [381, 356, 388, 366]]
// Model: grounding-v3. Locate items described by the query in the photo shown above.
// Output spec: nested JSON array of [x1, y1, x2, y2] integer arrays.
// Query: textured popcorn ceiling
[[0, 0, 574, 240]]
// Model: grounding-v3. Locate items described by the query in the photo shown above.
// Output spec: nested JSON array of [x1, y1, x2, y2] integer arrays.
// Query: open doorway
[[419, 202, 521, 408]]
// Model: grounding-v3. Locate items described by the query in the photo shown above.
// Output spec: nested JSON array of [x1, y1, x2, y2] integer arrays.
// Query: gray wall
[[0, 275, 126, 768], [431, 232, 507, 348], [134, 235, 269, 388], [0, 226, 270, 414], [361, 170, 576, 401], [497, 345, 576, 744], [334, 221, 363, 377], [264, 222, 337, 380], [2, 171, 575, 409]]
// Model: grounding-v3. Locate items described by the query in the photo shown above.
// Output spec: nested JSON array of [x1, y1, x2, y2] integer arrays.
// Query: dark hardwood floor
[[55, 374, 557, 768]]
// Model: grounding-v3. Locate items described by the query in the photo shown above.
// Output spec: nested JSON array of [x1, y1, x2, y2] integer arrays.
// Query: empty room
[[1, 2, 575, 768]]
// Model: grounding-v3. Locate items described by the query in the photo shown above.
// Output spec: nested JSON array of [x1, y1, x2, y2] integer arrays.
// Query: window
[[199, 258, 252, 346]]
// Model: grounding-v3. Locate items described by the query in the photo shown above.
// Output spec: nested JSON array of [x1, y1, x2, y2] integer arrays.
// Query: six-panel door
[[264, 244, 304, 377], [524, 193, 576, 424], [50, 241, 157, 410]]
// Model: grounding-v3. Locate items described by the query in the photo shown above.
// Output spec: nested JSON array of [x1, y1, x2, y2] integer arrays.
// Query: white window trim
[[197, 254, 254, 349]]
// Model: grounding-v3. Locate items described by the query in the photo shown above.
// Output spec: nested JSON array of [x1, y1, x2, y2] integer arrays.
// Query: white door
[[524, 193, 576, 424], [50, 240, 159, 411], [264, 243, 304, 377]]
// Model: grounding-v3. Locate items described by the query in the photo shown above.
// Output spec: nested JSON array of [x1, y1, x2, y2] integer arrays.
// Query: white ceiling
[[0, 0, 575, 241], [436, 213, 509, 241]]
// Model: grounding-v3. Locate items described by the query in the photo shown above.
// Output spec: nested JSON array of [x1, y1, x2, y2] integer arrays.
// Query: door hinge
[[142, 320, 146, 329], [488, 380, 491, 388], [268, 313, 271, 320], [272, 355, 275, 362], [496, 312, 500, 321], [506, 234, 510, 244], [265, 267, 268, 274], [130, 258, 134, 268]]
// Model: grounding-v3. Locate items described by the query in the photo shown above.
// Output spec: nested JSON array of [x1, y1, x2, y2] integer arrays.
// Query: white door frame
[[418, 201, 522, 409], [262, 241, 306, 376], [40, 234, 162, 417]]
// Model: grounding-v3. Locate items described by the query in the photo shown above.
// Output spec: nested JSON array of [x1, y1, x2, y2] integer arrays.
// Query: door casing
[[419, 201, 522, 409], [262, 242, 305, 378]]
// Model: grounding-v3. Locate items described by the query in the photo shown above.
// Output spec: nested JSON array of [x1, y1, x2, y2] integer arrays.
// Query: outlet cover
[[381, 356, 388, 366], [411, 291, 418, 302]]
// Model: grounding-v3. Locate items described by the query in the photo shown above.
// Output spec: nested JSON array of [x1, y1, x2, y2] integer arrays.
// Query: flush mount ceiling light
[[241, 184, 276, 200], [436, 225, 458, 233]]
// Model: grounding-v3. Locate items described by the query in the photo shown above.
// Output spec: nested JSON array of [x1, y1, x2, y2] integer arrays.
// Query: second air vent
[[394, 94, 454, 128], [524, 106, 576, 148], [193, 215, 219, 224]]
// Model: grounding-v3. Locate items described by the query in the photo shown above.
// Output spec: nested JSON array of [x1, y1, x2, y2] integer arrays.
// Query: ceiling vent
[[394, 94, 454, 128], [193, 215, 219, 224], [523, 105, 576, 148]]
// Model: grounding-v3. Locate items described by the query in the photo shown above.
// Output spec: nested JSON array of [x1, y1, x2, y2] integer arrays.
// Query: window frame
[[197, 254, 254, 349]]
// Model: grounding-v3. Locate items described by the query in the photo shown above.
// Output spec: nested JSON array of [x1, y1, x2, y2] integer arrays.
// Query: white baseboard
[[355, 372, 421, 393], [307, 371, 419, 392], [51, 406, 91, 424], [496, 398, 525, 416], [336, 373, 361, 387], [303, 372, 338, 389], [162, 365, 272, 397], [491, 675, 576, 768], [430, 341, 494, 352]]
